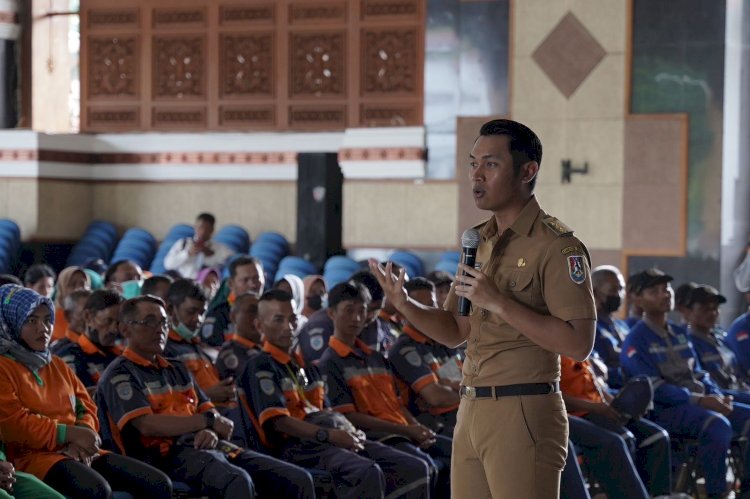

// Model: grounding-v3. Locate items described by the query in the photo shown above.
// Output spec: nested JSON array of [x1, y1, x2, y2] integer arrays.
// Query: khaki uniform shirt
[[446, 196, 596, 387]]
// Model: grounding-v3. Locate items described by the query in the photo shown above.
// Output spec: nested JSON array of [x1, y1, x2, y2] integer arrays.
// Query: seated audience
[[50, 289, 90, 351], [621, 269, 750, 499], [0, 284, 171, 499], [592, 266, 629, 388], [215, 293, 262, 380], [389, 278, 460, 435], [197, 267, 221, 302], [165, 279, 236, 410], [237, 289, 430, 499], [273, 274, 305, 329], [55, 289, 123, 390], [51, 266, 90, 342], [318, 282, 452, 499], [425, 270, 453, 310], [301, 275, 326, 319], [201, 256, 265, 347], [685, 284, 750, 398], [23, 265, 55, 299], [104, 260, 143, 298], [561, 354, 671, 498], [97, 295, 315, 498], [164, 213, 234, 280], [725, 290, 750, 382]]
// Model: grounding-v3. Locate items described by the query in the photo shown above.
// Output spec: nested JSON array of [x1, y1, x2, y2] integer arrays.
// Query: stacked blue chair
[[323, 255, 361, 289], [149, 223, 195, 275], [214, 224, 251, 254], [388, 250, 424, 278], [66, 220, 118, 267], [111, 228, 158, 270], [0, 219, 20, 274], [434, 250, 460, 275], [249, 231, 290, 283], [274, 255, 317, 282]]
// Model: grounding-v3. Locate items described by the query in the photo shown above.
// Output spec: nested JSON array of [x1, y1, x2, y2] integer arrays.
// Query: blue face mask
[[175, 322, 200, 341]]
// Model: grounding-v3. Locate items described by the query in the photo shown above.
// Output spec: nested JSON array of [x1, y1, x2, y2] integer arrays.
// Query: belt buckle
[[463, 386, 476, 400]]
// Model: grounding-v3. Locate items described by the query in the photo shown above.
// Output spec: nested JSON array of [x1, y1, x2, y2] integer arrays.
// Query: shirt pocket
[[506, 270, 535, 307]]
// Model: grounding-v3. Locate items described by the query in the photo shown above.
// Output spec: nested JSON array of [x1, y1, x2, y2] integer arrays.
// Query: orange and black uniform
[[560, 356, 671, 497], [50, 327, 82, 354], [215, 334, 262, 380], [389, 324, 461, 433], [97, 347, 315, 499], [237, 341, 430, 499], [54, 333, 119, 388], [0, 354, 171, 498], [164, 330, 236, 410], [319, 336, 453, 499]]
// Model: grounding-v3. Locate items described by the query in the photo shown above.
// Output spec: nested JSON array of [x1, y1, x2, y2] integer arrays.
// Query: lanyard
[[284, 363, 318, 414]]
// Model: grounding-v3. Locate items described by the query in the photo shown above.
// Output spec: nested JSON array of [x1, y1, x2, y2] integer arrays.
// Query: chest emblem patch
[[567, 255, 586, 284], [517, 258, 526, 268]]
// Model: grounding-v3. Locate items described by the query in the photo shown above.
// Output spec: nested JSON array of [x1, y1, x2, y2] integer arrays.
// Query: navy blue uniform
[[593, 317, 629, 388], [215, 335, 262, 380], [726, 311, 750, 382], [55, 334, 119, 388]]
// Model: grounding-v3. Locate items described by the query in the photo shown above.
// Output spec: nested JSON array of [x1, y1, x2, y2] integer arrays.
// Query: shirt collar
[[479, 195, 541, 241], [328, 336, 372, 357], [78, 334, 106, 356], [64, 328, 81, 343], [123, 347, 171, 368], [402, 324, 429, 344], [229, 334, 258, 350], [263, 341, 292, 365], [168, 329, 199, 344]]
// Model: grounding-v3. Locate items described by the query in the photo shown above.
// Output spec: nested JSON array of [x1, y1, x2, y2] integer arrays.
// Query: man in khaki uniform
[[371, 119, 596, 498]]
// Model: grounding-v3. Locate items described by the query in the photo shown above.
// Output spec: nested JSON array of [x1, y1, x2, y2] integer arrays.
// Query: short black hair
[[167, 279, 207, 307], [24, 264, 56, 286], [258, 289, 293, 306], [196, 213, 216, 225], [231, 292, 259, 313], [0, 274, 22, 286], [104, 260, 136, 284], [349, 270, 384, 303], [120, 295, 166, 324], [405, 277, 435, 294], [230, 256, 262, 279], [141, 275, 174, 296], [64, 289, 92, 311], [479, 119, 542, 190], [426, 270, 452, 288], [84, 289, 123, 313], [329, 282, 371, 309], [674, 282, 698, 308]]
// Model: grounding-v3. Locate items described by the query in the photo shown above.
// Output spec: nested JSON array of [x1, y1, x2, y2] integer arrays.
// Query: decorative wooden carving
[[87, 9, 139, 28], [153, 37, 205, 98], [220, 4, 275, 25], [220, 34, 273, 97], [290, 32, 345, 97], [362, 29, 417, 94], [289, 2, 347, 24], [81, 0, 424, 131], [88, 37, 138, 97]]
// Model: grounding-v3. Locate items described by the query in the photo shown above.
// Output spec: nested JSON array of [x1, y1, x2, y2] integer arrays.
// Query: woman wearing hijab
[[52, 267, 91, 342], [302, 275, 327, 318], [273, 274, 306, 330], [0, 285, 172, 499]]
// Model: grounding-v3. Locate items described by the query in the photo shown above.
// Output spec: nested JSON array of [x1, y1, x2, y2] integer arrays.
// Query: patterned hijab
[[0, 284, 54, 372]]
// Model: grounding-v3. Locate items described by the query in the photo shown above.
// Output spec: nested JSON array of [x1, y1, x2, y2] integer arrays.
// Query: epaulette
[[542, 216, 574, 237]]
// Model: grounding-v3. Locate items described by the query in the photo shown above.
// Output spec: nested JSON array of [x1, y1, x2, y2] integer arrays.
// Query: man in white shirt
[[164, 213, 235, 279]]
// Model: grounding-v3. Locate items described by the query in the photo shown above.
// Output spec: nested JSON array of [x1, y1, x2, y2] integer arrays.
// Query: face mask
[[175, 322, 201, 341], [307, 294, 326, 311], [602, 294, 622, 314], [121, 280, 143, 299]]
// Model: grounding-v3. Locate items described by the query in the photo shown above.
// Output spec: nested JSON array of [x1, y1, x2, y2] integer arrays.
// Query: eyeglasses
[[128, 318, 169, 330]]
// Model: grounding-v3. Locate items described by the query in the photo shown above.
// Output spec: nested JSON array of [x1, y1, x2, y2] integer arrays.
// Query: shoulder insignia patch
[[567, 255, 586, 284], [561, 245, 582, 255], [543, 217, 573, 237]]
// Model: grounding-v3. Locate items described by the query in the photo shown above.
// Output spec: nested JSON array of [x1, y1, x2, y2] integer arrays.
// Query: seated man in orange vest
[[237, 289, 430, 499], [97, 295, 315, 498], [215, 293, 262, 380], [389, 278, 461, 435], [164, 279, 236, 411]]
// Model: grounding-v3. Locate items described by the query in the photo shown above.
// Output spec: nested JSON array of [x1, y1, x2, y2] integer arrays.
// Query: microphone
[[458, 229, 480, 316]]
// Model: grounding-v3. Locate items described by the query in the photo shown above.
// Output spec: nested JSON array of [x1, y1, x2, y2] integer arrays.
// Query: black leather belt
[[459, 382, 559, 399]]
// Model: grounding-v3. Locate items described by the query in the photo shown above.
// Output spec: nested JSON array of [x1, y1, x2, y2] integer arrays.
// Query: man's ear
[[82, 309, 93, 328], [327, 307, 335, 320], [521, 161, 539, 185]]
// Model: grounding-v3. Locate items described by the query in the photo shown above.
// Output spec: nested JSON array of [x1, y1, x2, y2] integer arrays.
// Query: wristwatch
[[315, 428, 329, 443], [204, 411, 216, 430]]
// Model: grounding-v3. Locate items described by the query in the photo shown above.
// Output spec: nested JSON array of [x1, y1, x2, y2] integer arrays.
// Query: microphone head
[[461, 229, 481, 249]]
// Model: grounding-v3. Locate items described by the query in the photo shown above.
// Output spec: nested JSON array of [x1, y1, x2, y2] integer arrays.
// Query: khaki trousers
[[451, 392, 568, 499]]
